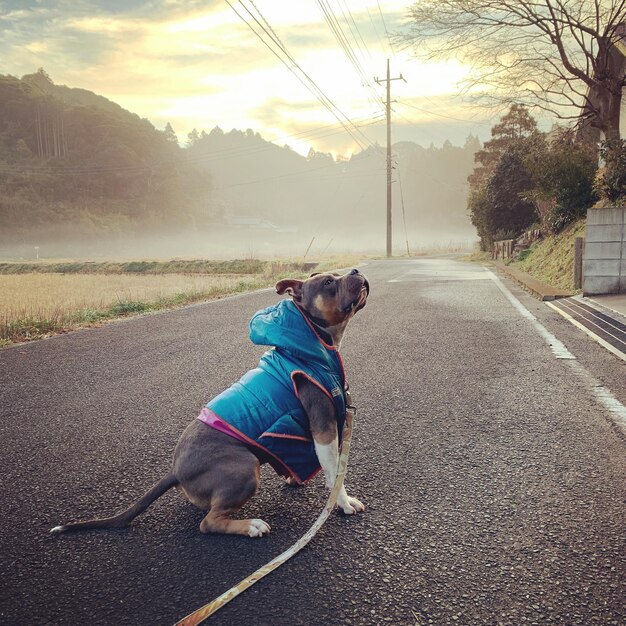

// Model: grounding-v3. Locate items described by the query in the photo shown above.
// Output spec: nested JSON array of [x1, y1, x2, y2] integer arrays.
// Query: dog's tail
[[50, 472, 179, 534]]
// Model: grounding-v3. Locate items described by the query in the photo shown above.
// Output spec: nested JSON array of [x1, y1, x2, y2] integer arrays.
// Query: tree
[[15, 138, 32, 159], [402, 1, 626, 140], [526, 131, 597, 231], [467, 105, 545, 246], [485, 149, 537, 241], [469, 104, 544, 189], [163, 122, 178, 145], [597, 139, 626, 203], [186, 128, 200, 148], [468, 187, 491, 250]]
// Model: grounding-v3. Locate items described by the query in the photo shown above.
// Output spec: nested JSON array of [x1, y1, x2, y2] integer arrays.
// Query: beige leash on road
[[174, 406, 357, 626]]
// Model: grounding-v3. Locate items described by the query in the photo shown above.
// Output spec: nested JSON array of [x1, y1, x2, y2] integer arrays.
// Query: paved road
[[1, 258, 625, 626]]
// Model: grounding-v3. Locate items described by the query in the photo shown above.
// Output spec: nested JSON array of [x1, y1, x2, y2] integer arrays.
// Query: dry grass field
[[0, 255, 361, 346], [0, 273, 268, 317], [0, 273, 271, 345]]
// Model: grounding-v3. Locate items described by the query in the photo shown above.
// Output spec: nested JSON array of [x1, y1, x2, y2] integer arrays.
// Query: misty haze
[[0, 71, 477, 260], [4, 3, 626, 626]]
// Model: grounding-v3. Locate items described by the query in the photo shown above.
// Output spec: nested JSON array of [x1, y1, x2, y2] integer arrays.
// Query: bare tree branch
[[399, 0, 626, 138]]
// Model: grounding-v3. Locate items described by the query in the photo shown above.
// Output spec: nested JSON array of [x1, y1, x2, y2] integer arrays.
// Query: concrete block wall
[[583, 207, 626, 295]]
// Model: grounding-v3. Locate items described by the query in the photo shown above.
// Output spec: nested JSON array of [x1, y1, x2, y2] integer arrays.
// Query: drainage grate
[[549, 298, 626, 359]]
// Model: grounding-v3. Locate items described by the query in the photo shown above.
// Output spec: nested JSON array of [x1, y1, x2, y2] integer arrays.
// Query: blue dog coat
[[198, 299, 347, 484]]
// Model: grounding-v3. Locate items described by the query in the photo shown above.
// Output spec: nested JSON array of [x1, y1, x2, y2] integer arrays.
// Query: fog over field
[[0, 70, 482, 261]]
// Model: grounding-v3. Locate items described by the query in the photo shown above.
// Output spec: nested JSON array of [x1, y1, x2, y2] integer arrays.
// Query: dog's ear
[[275, 279, 304, 300]]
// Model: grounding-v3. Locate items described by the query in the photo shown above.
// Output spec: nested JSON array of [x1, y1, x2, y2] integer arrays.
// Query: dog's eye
[[324, 278, 333, 286]]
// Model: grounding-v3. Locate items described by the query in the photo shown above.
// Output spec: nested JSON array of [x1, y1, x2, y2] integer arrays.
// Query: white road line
[[546, 301, 626, 363], [570, 296, 626, 335], [485, 268, 626, 434], [578, 294, 626, 321], [486, 269, 575, 360], [569, 361, 626, 429]]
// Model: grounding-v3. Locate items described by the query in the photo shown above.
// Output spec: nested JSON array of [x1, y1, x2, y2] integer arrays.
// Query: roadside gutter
[[489, 260, 573, 301]]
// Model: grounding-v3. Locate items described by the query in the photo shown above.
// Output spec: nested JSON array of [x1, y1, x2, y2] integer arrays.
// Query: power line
[[365, 4, 388, 56], [315, 0, 385, 110], [396, 165, 411, 256], [213, 165, 386, 190], [230, 0, 366, 145], [228, 0, 368, 149], [376, 0, 395, 58], [339, 0, 375, 65], [228, 0, 381, 154], [184, 114, 386, 164], [389, 108, 470, 190], [0, 114, 386, 176], [392, 106, 454, 145], [397, 98, 490, 124]]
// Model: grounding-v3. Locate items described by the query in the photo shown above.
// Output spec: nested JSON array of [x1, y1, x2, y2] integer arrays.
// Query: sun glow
[[3, 0, 487, 153]]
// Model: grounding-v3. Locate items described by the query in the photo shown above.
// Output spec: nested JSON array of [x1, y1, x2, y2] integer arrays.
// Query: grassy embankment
[[465, 219, 585, 292], [0, 256, 359, 346], [506, 219, 586, 292]]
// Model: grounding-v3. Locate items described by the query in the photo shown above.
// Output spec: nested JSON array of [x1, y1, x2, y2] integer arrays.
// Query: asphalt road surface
[[1, 257, 625, 626]]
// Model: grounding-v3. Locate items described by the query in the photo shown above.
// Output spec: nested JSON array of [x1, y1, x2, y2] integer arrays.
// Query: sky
[[0, 0, 500, 157]]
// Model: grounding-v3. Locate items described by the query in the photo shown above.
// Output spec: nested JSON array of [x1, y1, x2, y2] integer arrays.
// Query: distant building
[[227, 216, 298, 233]]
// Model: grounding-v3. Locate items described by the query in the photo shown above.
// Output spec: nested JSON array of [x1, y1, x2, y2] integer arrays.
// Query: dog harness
[[197, 299, 347, 484]]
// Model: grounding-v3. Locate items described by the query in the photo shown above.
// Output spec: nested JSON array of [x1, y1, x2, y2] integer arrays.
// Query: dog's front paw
[[248, 518, 271, 537], [338, 495, 365, 515]]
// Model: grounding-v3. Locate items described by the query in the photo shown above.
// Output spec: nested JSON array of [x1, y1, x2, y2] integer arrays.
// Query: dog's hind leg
[[200, 506, 271, 537], [197, 462, 270, 537]]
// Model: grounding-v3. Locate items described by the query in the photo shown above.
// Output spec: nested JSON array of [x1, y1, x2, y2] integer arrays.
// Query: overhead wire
[[183, 113, 386, 164], [365, 4, 387, 56], [0, 114, 387, 176], [390, 108, 469, 190], [338, 0, 375, 65], [229, 0, 370, 148], [392, 106, 450, 145], [396, 165, 411, 256], [397, 98, 490, 125], [213, 165, 386, 190], [315, 0, 385, 110], [228, 0, 381, 154], [375, 0, 395, 59], [1, 2, 391, 179]]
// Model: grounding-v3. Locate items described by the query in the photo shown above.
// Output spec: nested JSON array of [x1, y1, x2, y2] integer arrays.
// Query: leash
[[174, 405, 357, 626]]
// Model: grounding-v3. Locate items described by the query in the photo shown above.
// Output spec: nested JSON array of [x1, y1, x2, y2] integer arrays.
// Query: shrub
[[109, 301, 151, 316], [526, 133, 598, 233], [492, 228, 517, 241], [597, 139, 626, 204], [485, 150, 537, 239], [468, 187, 491, 250]]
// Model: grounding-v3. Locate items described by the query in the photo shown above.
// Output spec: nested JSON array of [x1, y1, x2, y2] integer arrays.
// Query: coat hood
[[249, 299, 338, 366]]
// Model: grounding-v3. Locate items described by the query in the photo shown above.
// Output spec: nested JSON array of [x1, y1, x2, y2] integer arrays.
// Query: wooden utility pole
[[376, 60, 405, 257], [574, 237, 584, 290]]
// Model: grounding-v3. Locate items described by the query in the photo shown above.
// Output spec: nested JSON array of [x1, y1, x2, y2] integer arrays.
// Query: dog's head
[[275, 269, 369, 339]]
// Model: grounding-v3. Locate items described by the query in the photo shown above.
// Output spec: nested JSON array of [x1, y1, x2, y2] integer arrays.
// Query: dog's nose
[[350, 268, 360, 275]]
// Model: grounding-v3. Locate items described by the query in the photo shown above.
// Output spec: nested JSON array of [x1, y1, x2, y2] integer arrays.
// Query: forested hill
[[188, 128, 479, 250], [0, 70, 479, 258], [0, 69, 210, 254]]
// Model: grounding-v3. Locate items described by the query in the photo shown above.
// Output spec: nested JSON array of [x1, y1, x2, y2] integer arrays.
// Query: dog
[[51, 268, 369, 538]]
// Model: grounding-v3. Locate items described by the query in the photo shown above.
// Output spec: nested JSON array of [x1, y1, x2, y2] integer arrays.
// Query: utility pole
[[376, 59, 405, 257]]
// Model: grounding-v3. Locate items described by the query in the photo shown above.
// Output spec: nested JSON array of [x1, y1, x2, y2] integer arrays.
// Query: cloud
[[0, 0, 487, 156]]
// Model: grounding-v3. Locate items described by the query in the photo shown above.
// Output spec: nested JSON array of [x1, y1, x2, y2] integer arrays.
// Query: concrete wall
[[583, 207, 626, 295]]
